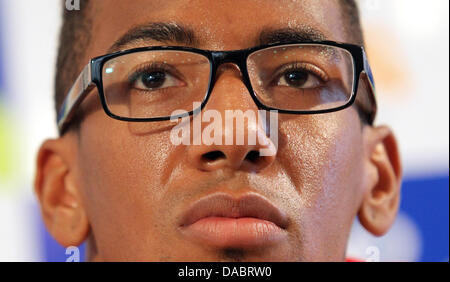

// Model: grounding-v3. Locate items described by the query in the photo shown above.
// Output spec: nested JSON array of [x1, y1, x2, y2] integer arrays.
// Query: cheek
[[278, 110, 365, 258], [75, 120, 178, 259], [279, 112, 364, 199]]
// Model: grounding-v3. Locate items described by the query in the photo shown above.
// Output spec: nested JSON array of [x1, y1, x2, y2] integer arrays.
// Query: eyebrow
[[109, 22, 198, 52], [258, 26, 327, 45], [259, 26, 341, 60], [109, 22, 328, 53]]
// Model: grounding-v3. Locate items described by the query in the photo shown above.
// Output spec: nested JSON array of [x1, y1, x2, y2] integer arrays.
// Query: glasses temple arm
[[57, 62, 95, 134], [361, 49, 378, 125]]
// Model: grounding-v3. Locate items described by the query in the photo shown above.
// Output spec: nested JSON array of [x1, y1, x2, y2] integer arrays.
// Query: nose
[[187, 64, 277, 172]]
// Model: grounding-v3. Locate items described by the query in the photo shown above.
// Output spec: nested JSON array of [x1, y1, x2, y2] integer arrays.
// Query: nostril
[[245, 150, 261, 163], [201, 150, 226, 162]]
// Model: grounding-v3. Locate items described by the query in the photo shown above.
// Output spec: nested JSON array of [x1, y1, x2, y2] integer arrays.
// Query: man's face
[[71, 0, 369, 261]]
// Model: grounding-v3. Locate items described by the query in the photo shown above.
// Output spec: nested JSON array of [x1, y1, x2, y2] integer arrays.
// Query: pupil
[[142, 71, 165, 88], [285, 71, 307, 87]]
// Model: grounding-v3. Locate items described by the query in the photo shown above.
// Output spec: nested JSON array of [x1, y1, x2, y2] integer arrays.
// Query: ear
[[358, 125, 403, 236], [34, 138, 89, 247]]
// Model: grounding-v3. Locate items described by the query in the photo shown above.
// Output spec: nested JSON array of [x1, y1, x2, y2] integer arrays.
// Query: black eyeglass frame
[[57, 41, 377, 134]]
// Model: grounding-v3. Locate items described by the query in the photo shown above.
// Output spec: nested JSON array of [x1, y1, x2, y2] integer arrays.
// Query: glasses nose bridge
[[211, 50, 250, 80], [208, 50, 256, 102], [212, 49, 248, 66]]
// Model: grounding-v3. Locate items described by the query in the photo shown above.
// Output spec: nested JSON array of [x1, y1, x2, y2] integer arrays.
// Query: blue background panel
[[400, 174, 449, 261]]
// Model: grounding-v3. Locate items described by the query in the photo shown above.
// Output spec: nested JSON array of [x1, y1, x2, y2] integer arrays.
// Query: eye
[[128, 63, 186, 92], [132, 70, 183, 91], [274, 63, 327, 89]]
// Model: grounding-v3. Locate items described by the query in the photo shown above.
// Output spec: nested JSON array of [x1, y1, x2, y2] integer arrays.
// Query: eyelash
[[127, 62, 181, 86], [272, 62, 329, 84]]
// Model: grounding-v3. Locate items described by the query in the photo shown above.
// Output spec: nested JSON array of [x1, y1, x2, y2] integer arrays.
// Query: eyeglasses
[[57, 41, 377, 134]]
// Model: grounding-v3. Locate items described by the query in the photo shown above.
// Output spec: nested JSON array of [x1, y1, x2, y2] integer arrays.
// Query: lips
[[178, 192, 289, 248]]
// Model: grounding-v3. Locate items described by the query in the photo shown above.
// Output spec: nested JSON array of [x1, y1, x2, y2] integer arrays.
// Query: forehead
[[89, 0, 347, 55]]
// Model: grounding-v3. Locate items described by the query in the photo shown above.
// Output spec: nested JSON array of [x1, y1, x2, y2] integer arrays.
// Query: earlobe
[[34, 139, 89, 247], [358, 126, 403, 236]]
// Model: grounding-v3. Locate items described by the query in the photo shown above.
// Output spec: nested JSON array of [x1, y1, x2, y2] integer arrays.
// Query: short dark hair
[[54, 0, 364, 122], [54, 0, 92, 120]]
